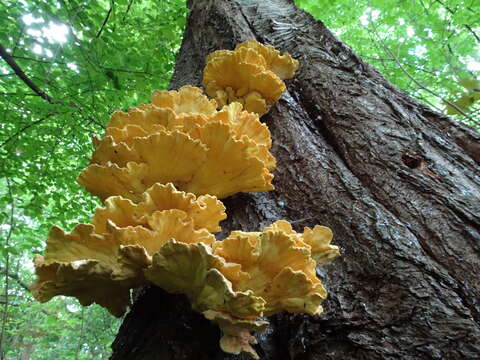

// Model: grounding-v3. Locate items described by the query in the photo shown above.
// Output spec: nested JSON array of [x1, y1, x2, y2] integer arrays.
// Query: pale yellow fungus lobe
[[92, 183, 226, 233], [144, 240, 266, 318], [30, 184, 223, 317], [78, 86, 275, 200], [203, 310, 269, 360], [29, 225, 139, 317], [213, 229, 329, 316], [264, 220, 340, 265], [202, 40, 298, 115], [152, 85, 217, 116], [236, 40, 299, 80]]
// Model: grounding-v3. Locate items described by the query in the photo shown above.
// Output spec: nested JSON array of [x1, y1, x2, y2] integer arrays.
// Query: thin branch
[[434, 0, 455, 15], [0, 46, 105, 130], [12, 55, 67, 65], [0, 113, 56, 148], [96, 0, 115, 38], [0, 301, 17, 307], [0, 44, 53, 103], [0, 268, 29, 292], [369, 29, 477, 122], [383, 45, 475, 121], [464, 24, 480, 43], [0, 178, 15, 354], [363, 56, 440, 76], [12, 56, 152, 76], [75, 308, 85, 360], [101, 66, 153, 75], [122, 0, 135, 22], [433, 0, 479, 44], [0, 92, 42, 96]]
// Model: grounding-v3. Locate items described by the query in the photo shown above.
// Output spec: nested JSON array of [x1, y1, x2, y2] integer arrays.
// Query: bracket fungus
[[78, 86, 275, 200], [30, 183, 225, 317], [203, 40, 299, 115], [31, 41, 339, 360], [142, 221, 339, 359]]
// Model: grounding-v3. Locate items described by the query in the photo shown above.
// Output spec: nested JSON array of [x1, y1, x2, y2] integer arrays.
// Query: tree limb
[[0, 44, 53, 103], [0, 178, 14, 354], [96, 0, 115, 38], [465, 24, 480, 43], [0, 268, 29, 293], [371, 30, 478, 123], [0, 113, 56, 149], [122, 0, 135, 22]]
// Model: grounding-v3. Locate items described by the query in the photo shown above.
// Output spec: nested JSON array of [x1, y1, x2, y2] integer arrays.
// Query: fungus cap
[[235, 40, 299, 80], [79, 100, 275, 200], [264, 220, 340, 265], [144, 240, 266, 319], [92, 183, 226, 233], [202, 40, 298, 115], [152, 85, 217, 116], [213, 229, 330, 316], [31, 184, 223, 316], [29, 225, 138, 317], [203, 310, 269, 360]]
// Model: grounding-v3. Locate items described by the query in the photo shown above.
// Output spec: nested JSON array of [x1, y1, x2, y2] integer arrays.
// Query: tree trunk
[[110, 0, 480, 359]]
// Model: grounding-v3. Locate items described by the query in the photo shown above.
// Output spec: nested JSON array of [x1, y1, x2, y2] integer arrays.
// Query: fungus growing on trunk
[[78, 86, 275, 200], [203, 40, 299, 115], [142, 221, 339, 359], [31, 41, 338, 360], [30, 184, 225, 317]]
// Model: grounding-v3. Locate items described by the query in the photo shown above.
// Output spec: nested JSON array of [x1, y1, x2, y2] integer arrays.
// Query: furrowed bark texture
[[111, 0, 480, 359]]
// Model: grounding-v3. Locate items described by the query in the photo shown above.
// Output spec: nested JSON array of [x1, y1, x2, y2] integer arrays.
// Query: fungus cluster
[[31, 40, 338, 359], [78, 86, 274, 200], [203, 40, 299, 115]]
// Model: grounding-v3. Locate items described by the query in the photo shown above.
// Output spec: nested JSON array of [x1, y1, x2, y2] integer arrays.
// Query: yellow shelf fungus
[[142, 220, 339, 359], [30, 225, 139, 317], [208, 223, 338, 358], [78, 86, 275, 200], [31, 41, 339, 360], [204, 310, 269, 360], [203, 40, 299, 115], [30, 184, 225, 317], [144, 240, 266, 318]]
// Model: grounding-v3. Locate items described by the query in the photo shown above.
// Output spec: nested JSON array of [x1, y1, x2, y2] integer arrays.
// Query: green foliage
[[1, 265, 120, 359], [295, 0, 480, 127], [0, 0, 187, 358]]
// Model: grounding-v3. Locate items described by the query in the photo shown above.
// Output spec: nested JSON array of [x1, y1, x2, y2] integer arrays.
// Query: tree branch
[[122, 0, 135, 22], [96, 0, 115, 38], [0, 46, 105, 130], [433, 0, 479, 44], [370, 30, 477, 123], [0, 92, 42, 96], [0, 44, 53, 103], [0, 113, 56, 149], [0, 301, 17, 307], [464, 24, 480, 43], [0, 178, 14, 353], [0, 268, 29, 293], [12, 55, 67, 65]]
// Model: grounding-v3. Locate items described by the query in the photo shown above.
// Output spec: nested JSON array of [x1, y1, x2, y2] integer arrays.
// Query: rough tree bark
[[110, 0, 480, 359]]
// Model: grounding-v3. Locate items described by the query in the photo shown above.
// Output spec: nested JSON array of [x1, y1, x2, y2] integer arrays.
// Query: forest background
[[0, 0, 478, 358]]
